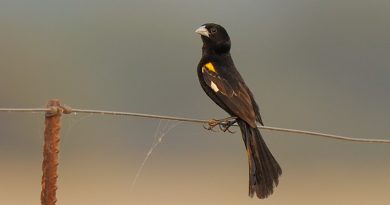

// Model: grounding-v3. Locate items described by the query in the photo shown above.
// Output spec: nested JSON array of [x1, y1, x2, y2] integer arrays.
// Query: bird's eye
[[210, 27, 217, 34]]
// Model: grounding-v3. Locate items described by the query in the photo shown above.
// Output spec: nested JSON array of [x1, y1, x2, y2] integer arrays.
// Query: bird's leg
[[218, 117, 237, 133], [203, 117, 237, 133], [203, 118, 219, 132]]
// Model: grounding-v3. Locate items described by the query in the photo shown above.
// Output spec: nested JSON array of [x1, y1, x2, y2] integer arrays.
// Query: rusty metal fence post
[[41, 100, 62, 205]]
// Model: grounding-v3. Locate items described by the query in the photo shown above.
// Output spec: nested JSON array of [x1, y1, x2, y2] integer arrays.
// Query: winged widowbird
[[195, 23, 282, 199]]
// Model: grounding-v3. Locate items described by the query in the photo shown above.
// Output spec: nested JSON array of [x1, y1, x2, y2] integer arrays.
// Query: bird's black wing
[[201, 65, 257, 128]]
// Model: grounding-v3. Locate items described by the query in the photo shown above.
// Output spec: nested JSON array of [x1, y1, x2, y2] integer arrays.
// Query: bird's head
[[195, 23, 231, 54]]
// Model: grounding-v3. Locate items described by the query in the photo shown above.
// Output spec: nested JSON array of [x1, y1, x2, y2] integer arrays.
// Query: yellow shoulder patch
[[202, 62, 217, 73]]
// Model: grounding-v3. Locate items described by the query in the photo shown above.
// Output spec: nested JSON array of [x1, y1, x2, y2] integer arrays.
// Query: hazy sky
[[1, 1, 389, 204]]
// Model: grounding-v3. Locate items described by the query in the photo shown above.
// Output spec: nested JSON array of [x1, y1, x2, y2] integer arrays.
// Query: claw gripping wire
[[203, 117, 237, 133]]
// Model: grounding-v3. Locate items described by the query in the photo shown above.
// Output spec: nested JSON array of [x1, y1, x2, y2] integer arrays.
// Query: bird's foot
[[219, 117, 237, 133], [203, 117, 237, 133], [203, 118, 219, 132]]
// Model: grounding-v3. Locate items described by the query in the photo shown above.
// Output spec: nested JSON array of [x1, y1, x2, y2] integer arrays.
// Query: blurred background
[[0, 0, 389, 204]]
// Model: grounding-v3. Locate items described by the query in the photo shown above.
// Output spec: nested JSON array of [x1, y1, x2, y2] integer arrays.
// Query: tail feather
[[237, 119, 282, 199]]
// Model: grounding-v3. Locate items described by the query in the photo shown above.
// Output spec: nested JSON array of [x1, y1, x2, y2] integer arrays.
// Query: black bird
[[195, 23, 282, 199]]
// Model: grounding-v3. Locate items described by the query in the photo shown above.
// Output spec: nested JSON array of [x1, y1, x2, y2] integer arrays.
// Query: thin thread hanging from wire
[[130, 120, 181, 192], [130, 120, 162, 192], [0, 107, 389, 144]]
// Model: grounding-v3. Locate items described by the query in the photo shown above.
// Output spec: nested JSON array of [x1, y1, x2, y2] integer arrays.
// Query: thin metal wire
[[0, 108, 50, 113], [71, 109, 207, 123], [1, 107, 389, 144], [260, 125, 390, 143]]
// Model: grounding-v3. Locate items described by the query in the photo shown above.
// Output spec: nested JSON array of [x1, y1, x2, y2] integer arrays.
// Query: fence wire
[[1, 107, 389, 144]]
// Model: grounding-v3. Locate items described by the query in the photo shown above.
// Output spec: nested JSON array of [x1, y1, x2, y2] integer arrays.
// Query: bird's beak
[[195, 25, 210, 37]]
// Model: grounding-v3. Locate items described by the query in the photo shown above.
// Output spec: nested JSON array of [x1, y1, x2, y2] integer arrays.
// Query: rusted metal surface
[[41, 100, 62, 205]]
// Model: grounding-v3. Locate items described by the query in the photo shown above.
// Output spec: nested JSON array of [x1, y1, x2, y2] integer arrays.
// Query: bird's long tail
[[237, 119, 282, 199]]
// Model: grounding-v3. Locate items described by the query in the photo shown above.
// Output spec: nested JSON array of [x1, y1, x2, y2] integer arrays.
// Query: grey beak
[[195, 25, 210, 37]]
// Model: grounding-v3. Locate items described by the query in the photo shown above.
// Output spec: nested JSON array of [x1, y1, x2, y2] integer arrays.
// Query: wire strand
[[1, 107, 389, 144]]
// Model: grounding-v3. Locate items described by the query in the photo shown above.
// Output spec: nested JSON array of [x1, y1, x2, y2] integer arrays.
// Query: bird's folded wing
[[202, 68, 257, 128]]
